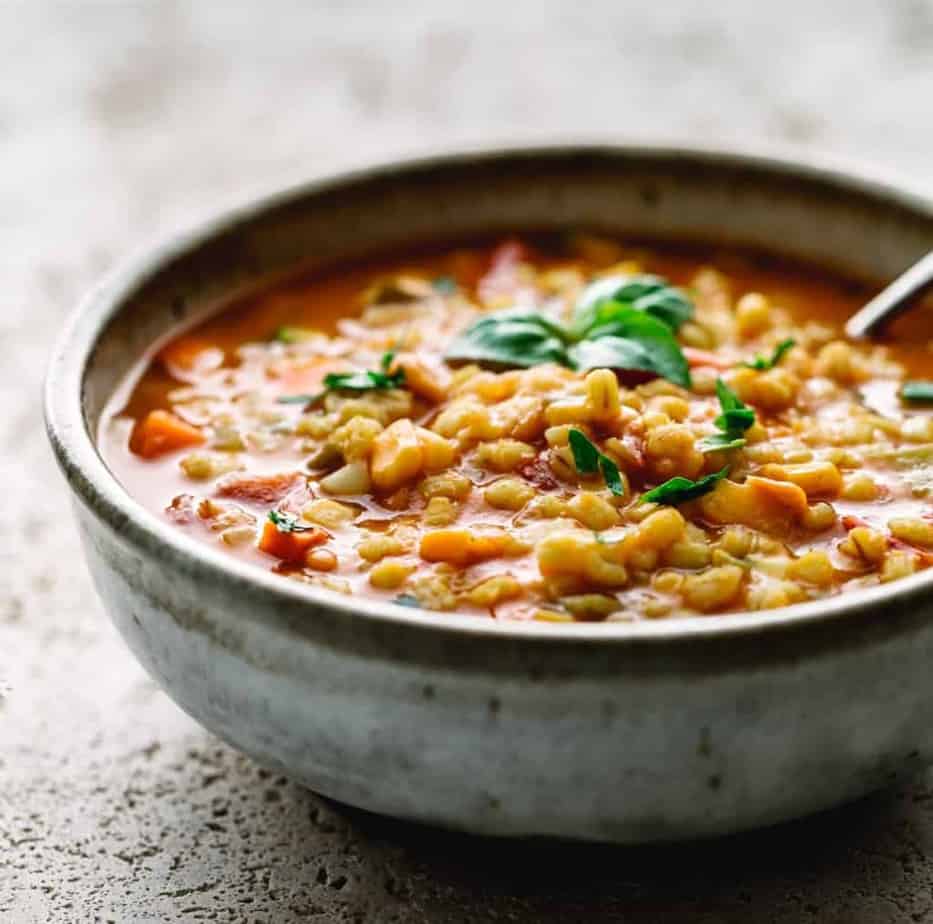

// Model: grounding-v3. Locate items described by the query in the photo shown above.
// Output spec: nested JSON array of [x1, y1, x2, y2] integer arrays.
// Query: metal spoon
[[845, 249, 933, 339]]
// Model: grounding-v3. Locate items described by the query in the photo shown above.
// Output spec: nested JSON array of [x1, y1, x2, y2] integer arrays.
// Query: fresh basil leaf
[[268, 510, 316, 533], [573, 274, 694, 335], [641, 467, 730, 506], [741, 338, 795, 371], [568, 429, 625, 496], [696, 379, 754, 452], [444, 309, 571, 369], [570, 329, 691, 389], [716, 408, 755, 431], [697, 433, 747, 453], [599, 455, 625, 496], [380, 350, 395, 372], [445, 276, 692, 390], [901, 381, 933, 403], [713, 378, 754, 432], [568, 428, 600, 473]]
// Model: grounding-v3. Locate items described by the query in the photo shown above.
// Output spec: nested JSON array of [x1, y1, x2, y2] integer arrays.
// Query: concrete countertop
[[4, 2, 933, 920]]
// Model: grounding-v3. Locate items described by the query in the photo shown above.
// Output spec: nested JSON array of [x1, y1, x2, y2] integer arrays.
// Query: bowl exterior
[[49, 144, 933, 841], [75, 492, 933, 841]]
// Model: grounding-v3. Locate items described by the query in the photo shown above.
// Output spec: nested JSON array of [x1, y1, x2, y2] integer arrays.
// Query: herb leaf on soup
[[573, 274, 694, 335], [568, 429, 625, 496], [445, 273, 692, 388], [569, 310, 691, 387], [642, 467, 730, 506], [444, 309, 571, 369], [267, 510, 316, 533], [901, 381, 933, 403], [278, 351, 405, 406], [741, 338, 795, 371], [697, 378, 756, 452]]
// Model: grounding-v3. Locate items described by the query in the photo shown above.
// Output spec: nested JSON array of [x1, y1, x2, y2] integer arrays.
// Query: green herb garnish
[[573, 274, 694, 334], [641, 467, 730, 506], [568, 429, 625, 496], [277, 351, 405, 406], [276, 326, 317, 344], [741, 338, 795, 371], [444, 309, 570, 369], [697, 378, 756, 453], [432, 276, 457, 294], [445, 273, 693, 389], [267, 510, 316, 533], [901, 381, 933, 403]]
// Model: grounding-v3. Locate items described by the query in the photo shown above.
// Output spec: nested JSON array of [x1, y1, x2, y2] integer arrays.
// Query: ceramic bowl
[[45, 145, 933, 842]]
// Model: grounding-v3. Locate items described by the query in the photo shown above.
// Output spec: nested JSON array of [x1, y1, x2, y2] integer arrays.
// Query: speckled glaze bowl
[[45, 145, 933, 842]]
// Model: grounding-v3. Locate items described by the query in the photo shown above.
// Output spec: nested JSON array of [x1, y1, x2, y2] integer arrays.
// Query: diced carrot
[[683, 347, 734, 371], [258, 519, 328, 563], [159, 337, 224, 379], [131, 410, 206, 459], [419, 529, 509, 567], [215, 472, 305, 505]]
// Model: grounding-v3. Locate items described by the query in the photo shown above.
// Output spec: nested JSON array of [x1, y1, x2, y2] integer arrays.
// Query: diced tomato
[[258, 519, 328, 563], [517, 455, 559, 492], [131, 410, 206, 459], [216, 472, 305, 506], [683, 347, 734, 371]]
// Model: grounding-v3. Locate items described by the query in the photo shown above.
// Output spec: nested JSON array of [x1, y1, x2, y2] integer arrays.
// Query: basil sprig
[[567, 429, 625, 496], [277, 351, 405, 406], [642, 466, 730, 506], [444, 310, 570, 369], [445, 274, 693, 389], [572, 274, 694, 336], [698, 379, 755, 453], [267, 510, 316, 533], [741, 338, 795, 371], [901, 381, 933, 403]]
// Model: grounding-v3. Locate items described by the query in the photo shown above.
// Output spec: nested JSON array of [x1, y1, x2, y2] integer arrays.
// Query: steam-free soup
[[100, 234, 933, 622]]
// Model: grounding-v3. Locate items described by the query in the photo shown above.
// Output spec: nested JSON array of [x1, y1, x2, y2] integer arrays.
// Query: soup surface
[[101, 234, 933, 622]]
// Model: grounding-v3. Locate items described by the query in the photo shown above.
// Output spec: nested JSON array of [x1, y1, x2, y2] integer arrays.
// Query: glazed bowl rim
[[44, 140, 933, 645]]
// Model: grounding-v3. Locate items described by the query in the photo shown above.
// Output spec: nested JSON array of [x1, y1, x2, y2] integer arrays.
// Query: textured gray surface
[[4, 1, 933, 921]]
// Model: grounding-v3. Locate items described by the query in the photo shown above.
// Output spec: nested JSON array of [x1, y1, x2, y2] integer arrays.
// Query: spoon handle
[[845, 250, 933, 339]]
